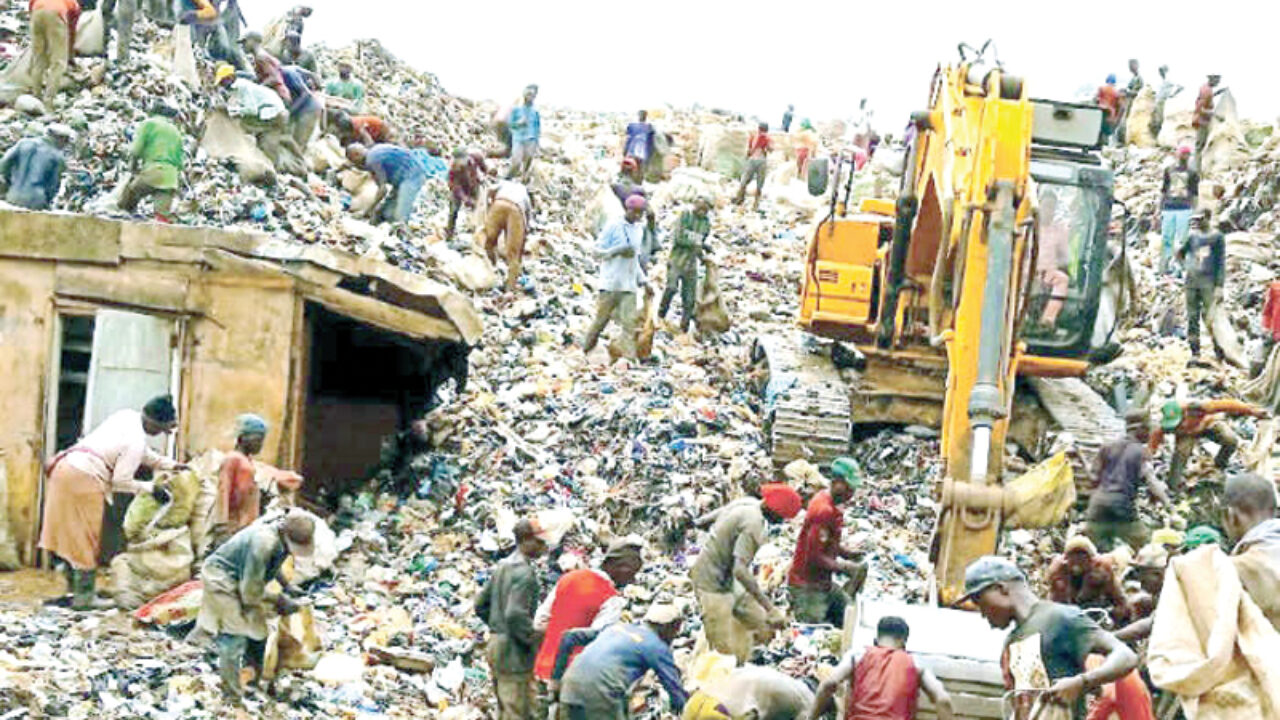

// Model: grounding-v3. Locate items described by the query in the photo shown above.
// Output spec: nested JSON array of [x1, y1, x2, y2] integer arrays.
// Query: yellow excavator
[[756, 44, 1129, 718]]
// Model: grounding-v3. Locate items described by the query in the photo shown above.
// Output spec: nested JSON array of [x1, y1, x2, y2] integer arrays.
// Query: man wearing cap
[[346, 142, 428, 224], [194, 510, 313, 699], [659, 196, 713, 334], [507, 84, 540, 181], [476, 518, 549, 720], [787, 457, 867, 626], [0, 124, 71, 210], [1177, 211, 1227, 366], [553, 602, 688, 719], [1085, 410, 1168, 553], [533, 536, 644, 683], [446, 148, 488, 242], [213, 413, 270, 547], [1222, 472, 1280, 630], [583, 195, 648, 360], [1158, 146, 1198, 275], [734, 122, 771, 210], [39, 395, 182, 610], [1047, 535, 1131, 624], [691, 484, 800, 661], [483, 178, 533, 292], [120, 103, 185, 223], [808, 616, 955, 720], [962, 556, 1137, 720], [1150, 397, 1266, 487]]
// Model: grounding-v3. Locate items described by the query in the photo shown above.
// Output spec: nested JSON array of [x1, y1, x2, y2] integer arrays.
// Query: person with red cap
[[583, 194, 648, 360], [1159, 145, 1198, 275], [690, 483, 801, 661]]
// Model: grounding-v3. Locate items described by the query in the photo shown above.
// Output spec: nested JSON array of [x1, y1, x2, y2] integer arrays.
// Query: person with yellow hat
[[1047, 535, 1131, 624], [1149, 397, 1267, 487]]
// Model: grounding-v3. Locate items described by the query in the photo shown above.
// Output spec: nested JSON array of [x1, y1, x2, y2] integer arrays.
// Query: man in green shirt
[[120, 102, 185, 223], [659, 196, 712, 333], [325, 62, 364, 111]]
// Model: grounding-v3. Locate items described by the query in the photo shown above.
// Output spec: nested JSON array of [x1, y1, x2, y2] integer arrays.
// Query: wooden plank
[[914, 654, 1006, 685], [305, 284, 462, 343], [55, 265, 194, 314], [918, 691, 1005, 718], [0, 210, 121, 264]]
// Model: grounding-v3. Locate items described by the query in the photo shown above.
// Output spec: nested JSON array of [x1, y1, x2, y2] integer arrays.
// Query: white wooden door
[[83, 309, 179, 452]]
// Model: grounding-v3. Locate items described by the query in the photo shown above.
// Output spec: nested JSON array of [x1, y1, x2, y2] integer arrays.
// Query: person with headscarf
[[193, 509, 314, 699], [582, 194, 648, 360], [1047, 535, 1131, 625], [39, 395, 181, 609], [214, 413, 269, 546], [690, 483, 801, 661]]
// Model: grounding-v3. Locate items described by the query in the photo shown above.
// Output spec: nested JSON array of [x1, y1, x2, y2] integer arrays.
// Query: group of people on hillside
[[37, 394, 309, 700], [1095, 61, 1226, 161], [477, 374, 1280, 720]]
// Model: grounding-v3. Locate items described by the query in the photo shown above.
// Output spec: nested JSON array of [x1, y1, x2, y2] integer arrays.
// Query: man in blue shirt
[[347, 143, 427, 223], [551, 602, 688, 720], [280, 64, 321, 150], [623, 110, 655, 166], [0, 124, 72, 210], [507, 84, 541, 181], [582, 194, 647, 360]]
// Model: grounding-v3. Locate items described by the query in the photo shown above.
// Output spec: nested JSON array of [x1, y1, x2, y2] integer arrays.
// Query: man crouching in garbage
[[190, 510, 314, 701]]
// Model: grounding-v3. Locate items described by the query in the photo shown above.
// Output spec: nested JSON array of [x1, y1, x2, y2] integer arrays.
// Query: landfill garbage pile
[[3, 21, 1280, 713]]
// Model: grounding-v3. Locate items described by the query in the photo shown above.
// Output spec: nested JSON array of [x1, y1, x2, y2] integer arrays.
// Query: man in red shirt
[[807, 616, 955, 720], [240, 31, 290, 102], [1095, 75, 1120, 144], [28, 0, 80, 109], [533, 536, 643, 683], [336, 112, 393, 147], [787, 456, 866, 626], [446, 148, 488, 242], [734, 122, 771, 210], [1150, 398, 1266, 487]]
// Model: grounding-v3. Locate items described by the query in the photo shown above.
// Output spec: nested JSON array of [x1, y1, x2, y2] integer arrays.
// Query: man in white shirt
[[582, 194, 647, 360], [484, 179, 534, 291]]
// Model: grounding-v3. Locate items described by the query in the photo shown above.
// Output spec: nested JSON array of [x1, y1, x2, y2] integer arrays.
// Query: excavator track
[[1025, 376, 1126, 486], [753, 334, 852, 468]]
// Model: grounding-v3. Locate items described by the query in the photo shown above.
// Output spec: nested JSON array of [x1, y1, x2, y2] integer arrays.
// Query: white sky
[[255, 0, 1279, 128]]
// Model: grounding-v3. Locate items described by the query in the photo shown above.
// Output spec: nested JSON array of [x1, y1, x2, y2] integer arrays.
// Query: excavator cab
[[1020, 100, 1116, 359]]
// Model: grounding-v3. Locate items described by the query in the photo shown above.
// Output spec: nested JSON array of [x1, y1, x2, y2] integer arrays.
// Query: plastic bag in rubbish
[[1004, 451, 1076, 528]]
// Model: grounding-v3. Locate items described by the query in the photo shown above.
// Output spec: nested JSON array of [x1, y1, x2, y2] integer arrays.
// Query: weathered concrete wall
[[0, 259, 56, 563]]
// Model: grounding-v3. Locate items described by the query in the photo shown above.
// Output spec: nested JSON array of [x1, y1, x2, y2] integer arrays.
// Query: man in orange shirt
[[1150, 398, 1266, 486], [335, 112, 393, 147], [533, 536, 643, 684], [734, 122, 771, 210], [28, 0, 80, 109], [213, 414, 268, 549], [1095, 75, 1121, 144], [787, 457, 866, 626]]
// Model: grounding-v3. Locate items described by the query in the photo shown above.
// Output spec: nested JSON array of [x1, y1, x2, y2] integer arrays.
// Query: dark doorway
[[300, 303, 466, 499]]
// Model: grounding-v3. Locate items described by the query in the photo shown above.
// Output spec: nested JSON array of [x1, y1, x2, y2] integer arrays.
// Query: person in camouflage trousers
[[659, 196, 712, 333]]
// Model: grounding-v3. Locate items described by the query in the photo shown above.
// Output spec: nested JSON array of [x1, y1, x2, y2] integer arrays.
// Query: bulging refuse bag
[[122, 468, 202, 543], [72, 9, 105, 56], [807, 156, 830, 196], [1125, 86, 1157, 148], [201, 110, 276, 183], [696, 258, 731, 335], [111, 526, 195, 610], [1004, 451, 1076, 529]]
